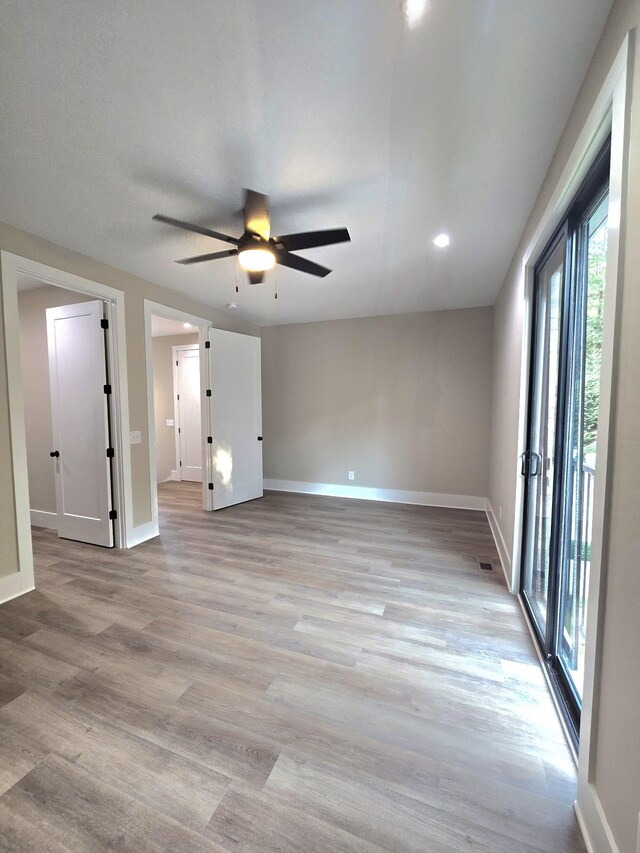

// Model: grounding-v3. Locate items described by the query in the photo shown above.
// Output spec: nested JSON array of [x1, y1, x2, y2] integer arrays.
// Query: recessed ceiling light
[[433, 233, 450, 248], [403, 0, 428, 28], [183, 322, 193, 328], [226, 302, 238, 310]]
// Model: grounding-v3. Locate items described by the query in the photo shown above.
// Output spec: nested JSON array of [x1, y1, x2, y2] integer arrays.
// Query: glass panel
[[558, 194, 608, 702], [522, 240, 565, 636]]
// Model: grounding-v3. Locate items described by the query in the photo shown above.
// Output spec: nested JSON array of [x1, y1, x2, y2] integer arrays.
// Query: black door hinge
[[206, 389, 212, 397], [109, 509, 117, 520], [177, 394, 180, 401], [178, 427, 181, 434], [179, 460, 182, 466], [208, 482, 214, 490], [106, 448, 114, 458], [101, 318, 109, 330], [205, 340, 211, 349], [176, 360, 179, 366], [207, 436, 213, 444], [104, 384, 112, 395]]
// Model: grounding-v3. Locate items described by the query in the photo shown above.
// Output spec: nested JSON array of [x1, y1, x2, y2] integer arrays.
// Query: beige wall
[[152, 333, 198, 483], [262, 308, 493, 499], [488, 2, 640, 850], [18, 286, 94, 516], [0, 221, 259, 579]]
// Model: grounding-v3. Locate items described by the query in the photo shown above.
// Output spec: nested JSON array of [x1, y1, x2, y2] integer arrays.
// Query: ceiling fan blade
[[153, 214, 238, 245], [176, 249, 238, 265], [243, 189, 270, 240], [247, 271, 265, 285], [273, 228, 351, 252], [275, 252, 331, 278]]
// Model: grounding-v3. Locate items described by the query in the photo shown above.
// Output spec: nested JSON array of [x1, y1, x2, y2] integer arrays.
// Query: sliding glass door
[[556, 192, 608, 708], [521, 232, 566, 641], [520, 142, 609, 740]]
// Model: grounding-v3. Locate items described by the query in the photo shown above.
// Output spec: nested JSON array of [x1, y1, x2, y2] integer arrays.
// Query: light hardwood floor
[[0, 484, 585, 852]]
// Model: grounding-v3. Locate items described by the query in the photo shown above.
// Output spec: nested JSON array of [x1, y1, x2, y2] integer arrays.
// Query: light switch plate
[[130, 430, 141, 444], [166, 419, 175, 427]]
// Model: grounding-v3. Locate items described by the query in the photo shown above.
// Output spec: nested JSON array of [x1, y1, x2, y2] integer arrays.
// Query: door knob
[[50, 450, 59, 458], [257, 436, 263, 441]]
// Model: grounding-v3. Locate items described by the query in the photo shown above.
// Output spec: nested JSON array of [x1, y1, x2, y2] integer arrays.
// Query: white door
[[174, 345, 202, 482], [46, 300, 114, 547], [206, 329, 263, 510]]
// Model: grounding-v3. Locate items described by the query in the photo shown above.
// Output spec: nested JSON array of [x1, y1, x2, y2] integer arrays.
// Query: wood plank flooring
[[0, 484, 585, 852]]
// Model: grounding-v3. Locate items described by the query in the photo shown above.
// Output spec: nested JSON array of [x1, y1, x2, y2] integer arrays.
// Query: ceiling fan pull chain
[[274, 266, 278, 299], [235, 257, 240, 293]]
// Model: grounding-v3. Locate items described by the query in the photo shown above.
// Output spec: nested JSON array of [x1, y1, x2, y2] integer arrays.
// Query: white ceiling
[[0, 1, 612, 327], [151, 315, 199, 337]]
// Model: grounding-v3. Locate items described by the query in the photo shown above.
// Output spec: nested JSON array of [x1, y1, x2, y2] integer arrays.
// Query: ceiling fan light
[[238, 248, 276, 272], [403, 0, 428, 28], [433, 233, 450, 248]]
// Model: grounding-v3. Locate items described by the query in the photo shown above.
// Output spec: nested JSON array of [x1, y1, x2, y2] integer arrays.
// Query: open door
[[205, 329, 263, 510], [46, 300, 114, 546]]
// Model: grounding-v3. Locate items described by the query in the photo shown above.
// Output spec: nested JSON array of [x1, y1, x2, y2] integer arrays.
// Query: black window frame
[[520, 138, 611, 746]]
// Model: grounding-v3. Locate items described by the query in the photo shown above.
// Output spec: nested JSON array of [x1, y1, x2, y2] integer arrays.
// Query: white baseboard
[[126, 520, 159, 548], [263, 479, 487, 511], [485, 501, 514, 591], [0, 572, 35, 605], [575, 783, 620, 853], [29, 509, 58, 530], [170, 470, 180, 481]]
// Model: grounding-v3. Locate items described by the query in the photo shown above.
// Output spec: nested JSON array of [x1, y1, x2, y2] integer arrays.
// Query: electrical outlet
[[348, 471, 355, 481], [130, 430, 141, 445], [166, 419, 174, 427]]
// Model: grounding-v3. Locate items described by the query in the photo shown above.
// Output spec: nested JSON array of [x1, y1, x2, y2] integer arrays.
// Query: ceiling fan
[[153, 189, 351, 285]]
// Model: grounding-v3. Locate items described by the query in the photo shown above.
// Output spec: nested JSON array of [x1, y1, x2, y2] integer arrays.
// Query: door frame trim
[[143, 300, 211, 532], [0, 251, 130, 597]]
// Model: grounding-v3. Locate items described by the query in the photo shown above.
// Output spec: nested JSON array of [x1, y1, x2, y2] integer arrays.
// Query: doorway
[[144, 300, 264, 532], [174, 344, 202, 482], [1, 251, 131, 603], [520, 140, 610, 742], [17, 282, 119, 548], [144, 302, 210, 533], [149, 314, 202, 507]]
